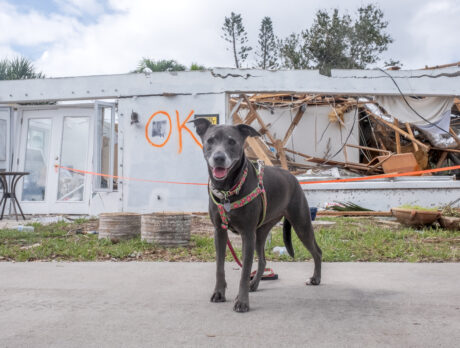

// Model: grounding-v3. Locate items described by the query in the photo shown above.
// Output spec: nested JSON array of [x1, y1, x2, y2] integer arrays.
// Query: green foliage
[[278, 33, 310, 69], [221, 12, 252, 68], [190, 63, 206, 71], [328, 201, 373, 211], [255, 17, 278, 69], [278, 4, 395, 74], [0, 57, 44, 80], [134, 58, 186, 73]]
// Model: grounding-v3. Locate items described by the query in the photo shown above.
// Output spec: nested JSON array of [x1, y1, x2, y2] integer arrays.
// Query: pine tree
[[277, 4, 395, 74], [278, 33, 310, 69], [256, 17, 278, 69], [221, 12, 252, 68]]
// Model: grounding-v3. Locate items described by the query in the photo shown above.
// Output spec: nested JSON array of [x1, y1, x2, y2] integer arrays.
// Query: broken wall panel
[[237, 104, 360, 164]]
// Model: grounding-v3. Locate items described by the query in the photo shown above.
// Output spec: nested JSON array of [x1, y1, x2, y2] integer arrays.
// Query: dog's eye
[[207, 138, 214, 145], [228, 138, 236, 145]]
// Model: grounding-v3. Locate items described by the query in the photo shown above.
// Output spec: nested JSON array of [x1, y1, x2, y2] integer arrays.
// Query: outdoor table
[[0, 171, 29, 220]]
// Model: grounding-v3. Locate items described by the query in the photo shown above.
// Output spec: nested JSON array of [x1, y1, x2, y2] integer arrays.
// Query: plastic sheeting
[[375, 96, 454, 131]]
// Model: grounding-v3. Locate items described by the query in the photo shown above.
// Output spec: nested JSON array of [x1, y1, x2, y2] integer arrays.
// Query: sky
[[0, 0, 459, 77]]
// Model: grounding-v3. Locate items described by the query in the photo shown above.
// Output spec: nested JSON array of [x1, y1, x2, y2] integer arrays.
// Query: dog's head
[[191, 118, 260, 181]]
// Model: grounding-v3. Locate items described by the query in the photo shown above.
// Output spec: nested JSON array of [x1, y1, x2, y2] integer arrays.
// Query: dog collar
[[210, 160, 267, 231], [210, 165, 248, 201]]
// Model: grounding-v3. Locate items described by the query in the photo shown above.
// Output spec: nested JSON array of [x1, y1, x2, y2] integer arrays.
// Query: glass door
[[18, 106, 94, 215]]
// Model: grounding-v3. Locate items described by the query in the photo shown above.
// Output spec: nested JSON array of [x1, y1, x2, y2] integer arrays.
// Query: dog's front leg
[[210, 226, 227, 302], [234, 230, 255, 313]]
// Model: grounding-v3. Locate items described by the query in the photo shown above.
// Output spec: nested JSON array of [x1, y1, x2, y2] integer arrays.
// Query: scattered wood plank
[[394, 119, 401, 154], [436, 151, 448, 168], [233, 108, 274, 166], [317, 211, 393, 217], [405, 123, 419, 152], [242, 94, 277, 145], [367, 111, 430, 152], [282, 106, 305, 146], [449, 127, 460, 147], [275, 140, 288, 170]]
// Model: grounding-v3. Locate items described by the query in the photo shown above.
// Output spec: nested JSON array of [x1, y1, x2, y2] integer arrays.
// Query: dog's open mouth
[[212, 167, 229, 180]]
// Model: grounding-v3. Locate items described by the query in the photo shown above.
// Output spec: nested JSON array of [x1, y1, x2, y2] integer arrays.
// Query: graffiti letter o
[[145, 111, 172, 147]]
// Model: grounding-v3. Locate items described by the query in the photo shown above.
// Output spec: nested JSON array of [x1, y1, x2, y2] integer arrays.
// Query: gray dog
[[192, 118, 322, 313]]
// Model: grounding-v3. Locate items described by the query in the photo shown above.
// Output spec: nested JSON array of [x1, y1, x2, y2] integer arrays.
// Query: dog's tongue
[[213, 167, 228, 179]]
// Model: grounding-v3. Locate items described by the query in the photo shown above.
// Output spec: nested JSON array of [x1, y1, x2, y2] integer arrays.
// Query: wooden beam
[[242, 94, 277, 145], [281, 147, 374, 171], [405, 123, 419, 152], [431, 147, 460, 153], [436, 151, 448, 168], [282, 106, 305, 146], [246, 138, 274, 165], [367, 111, 430, 152], [233, 111, 274, 166], [394, 119, 401, 154], [317, 211, 392, 217], [449, 127, 460, 147], [275, 140, 288, 170], [345, 143, 391, 155]]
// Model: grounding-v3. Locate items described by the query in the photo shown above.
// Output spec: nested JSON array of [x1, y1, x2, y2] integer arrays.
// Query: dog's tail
[[282, 218, 295, 258]]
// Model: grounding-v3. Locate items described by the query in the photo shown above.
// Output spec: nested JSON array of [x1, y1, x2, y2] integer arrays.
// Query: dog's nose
[[213, 152, 226, 166]]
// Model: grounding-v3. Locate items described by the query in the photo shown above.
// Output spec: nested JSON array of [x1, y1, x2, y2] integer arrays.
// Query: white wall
[[119, 93, 226, 213]]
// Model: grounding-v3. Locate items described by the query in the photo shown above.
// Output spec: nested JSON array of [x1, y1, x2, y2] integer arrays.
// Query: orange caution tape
[[55, 164, 460, 186], [55, 165, 208, 186]]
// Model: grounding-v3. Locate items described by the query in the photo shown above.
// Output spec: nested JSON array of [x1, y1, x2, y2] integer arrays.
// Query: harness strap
[[210, 161, 267, 231]]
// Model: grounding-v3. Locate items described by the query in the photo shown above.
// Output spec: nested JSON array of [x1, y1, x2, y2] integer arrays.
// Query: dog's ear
[[189, 118, 212, 139], [236, 124, 261, 140]]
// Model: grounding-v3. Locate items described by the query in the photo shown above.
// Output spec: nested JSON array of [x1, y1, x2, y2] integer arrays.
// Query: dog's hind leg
[[286, 192, 322, 286], [250, 221, 278, 292], [211, 227, 228, 303], [249, 225, 270, 292]]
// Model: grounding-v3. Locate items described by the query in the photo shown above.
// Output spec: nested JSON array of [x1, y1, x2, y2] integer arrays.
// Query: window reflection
[[22, 119, 51, 201], [57, 117, 89, 201]]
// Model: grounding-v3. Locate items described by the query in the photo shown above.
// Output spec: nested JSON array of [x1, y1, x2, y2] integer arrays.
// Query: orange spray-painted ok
[[145, 109, 203, 153]]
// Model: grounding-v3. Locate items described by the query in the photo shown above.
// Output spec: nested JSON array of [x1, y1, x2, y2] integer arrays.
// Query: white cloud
[[0, 1, 83, 47], [405, 0, 460, 67], [0, 0, 458, 77]]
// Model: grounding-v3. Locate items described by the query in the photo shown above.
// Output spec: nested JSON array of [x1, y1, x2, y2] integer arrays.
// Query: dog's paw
[[210, 291, 226, 303], [306, 276, 321, 286], [233, 298, 250, 313]]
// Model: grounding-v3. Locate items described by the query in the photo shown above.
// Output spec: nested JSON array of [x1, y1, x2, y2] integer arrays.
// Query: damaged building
[[0, 65, 459, 217]]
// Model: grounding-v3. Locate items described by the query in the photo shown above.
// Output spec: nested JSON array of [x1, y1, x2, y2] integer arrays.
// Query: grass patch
[[0, 218, 458, 262]]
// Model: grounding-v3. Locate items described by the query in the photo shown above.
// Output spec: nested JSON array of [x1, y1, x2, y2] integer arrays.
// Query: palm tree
[[0, 57, 44, 80], [134, 58, 186, 73]]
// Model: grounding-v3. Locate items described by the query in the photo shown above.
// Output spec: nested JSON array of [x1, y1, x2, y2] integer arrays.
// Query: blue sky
[[1, 0, 459, 77]]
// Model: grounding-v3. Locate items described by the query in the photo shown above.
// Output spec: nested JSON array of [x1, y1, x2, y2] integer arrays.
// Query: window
[[94, 103, 118, 191]]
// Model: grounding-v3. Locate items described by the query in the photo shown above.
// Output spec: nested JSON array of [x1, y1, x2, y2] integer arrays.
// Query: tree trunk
[[232, 26, 239, 68]]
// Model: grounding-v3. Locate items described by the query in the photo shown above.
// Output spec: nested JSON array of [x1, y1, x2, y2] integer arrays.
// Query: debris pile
[[230, 92, 460, 177]]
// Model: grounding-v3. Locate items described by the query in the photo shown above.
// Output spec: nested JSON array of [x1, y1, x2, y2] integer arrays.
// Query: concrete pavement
[[0, 262, 459, 347]]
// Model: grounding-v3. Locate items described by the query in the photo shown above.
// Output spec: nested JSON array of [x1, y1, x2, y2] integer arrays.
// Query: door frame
[[0, 107, 13, 172], [93, 101, 117, 192], [16, 104, 95, 215]]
